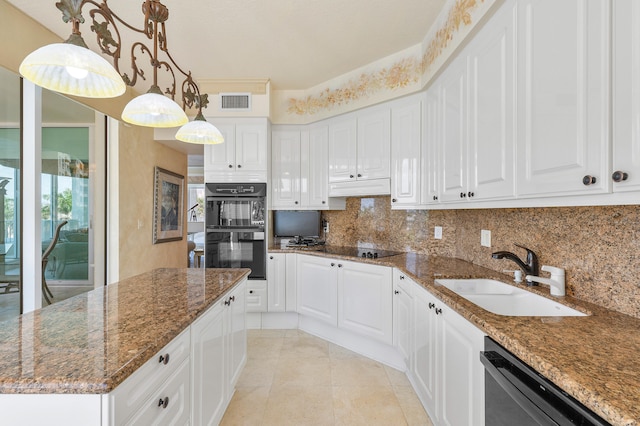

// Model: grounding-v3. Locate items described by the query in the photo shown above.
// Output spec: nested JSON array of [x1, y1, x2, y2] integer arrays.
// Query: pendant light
[[122, 85, 188, 128], [175, 93, 224, 144]]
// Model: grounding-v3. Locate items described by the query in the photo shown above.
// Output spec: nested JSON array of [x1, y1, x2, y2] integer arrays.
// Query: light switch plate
[[481, 230, 491, 247], [434, 226, 443, 240]]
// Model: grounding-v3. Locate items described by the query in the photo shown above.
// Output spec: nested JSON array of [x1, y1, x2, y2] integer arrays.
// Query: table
[[193, 248, 204, 268]]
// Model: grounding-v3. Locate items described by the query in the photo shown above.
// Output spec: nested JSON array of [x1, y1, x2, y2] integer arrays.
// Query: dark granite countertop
[[271, 247, 639, 426], [0, 268, 250, 394]]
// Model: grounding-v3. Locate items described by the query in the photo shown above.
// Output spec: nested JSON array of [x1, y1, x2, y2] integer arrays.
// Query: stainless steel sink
[[435, 279, 587, 317]]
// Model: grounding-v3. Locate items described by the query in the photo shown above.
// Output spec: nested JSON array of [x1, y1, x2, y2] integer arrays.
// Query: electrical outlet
[[481, 229, 491, 247], [323, 221, 329, 234], [434, 226, 443, 240], [137, 219, 144, 230]]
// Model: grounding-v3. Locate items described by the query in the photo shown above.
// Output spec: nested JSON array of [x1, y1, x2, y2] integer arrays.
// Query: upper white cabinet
[[613, 0, 640, 193], [391, 95, 422, 209], [436, 1, 516, 204], [271, 125, 345, 210], [422, 89, 440, 204], [204, 118, 269, 182], [515, 0, 610, 197], [328, 105, 391, 196]]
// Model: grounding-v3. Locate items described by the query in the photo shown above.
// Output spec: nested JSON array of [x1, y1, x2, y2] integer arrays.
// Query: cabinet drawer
[[110, 329, 190, 425], [125, 358, 190, 426], [246, 280, 267, 312]]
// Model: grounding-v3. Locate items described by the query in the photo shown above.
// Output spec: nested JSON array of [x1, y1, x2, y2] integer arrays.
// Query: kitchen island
[[0, 267, 250, 424], [271, 247, 639, 426]]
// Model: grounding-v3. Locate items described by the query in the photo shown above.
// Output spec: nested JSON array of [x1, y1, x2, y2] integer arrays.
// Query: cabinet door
[[306, 125, 330, 208], [392, 271, 413, 369], [422, 89, 440, 204], [516, 0, 610, 197], [613, 0, 640, 192], [204, 123, 236, 172], [439, 306, 485, 426], [438, 55, 468, 203], [296, 255, 337, 325], [391, 99, 422, 208], [357, 107, 391, 180], [271, 130, 301, 208], [267, 253, 286, 312], [191, 302, 226, 426], [227, 282, 247, 390], [467, 2, 515, 200], [235, 123, 268, 172], [328, 118, 357, 183], [412, 287, 439, 423], [337, 261, 393, 345]]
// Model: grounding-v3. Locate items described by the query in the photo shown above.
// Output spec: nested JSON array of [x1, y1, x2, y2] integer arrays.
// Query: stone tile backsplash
[[322, 196, 640, 319]]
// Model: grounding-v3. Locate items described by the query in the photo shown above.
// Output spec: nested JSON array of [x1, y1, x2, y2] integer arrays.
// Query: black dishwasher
[[480, 337, 610, 426]]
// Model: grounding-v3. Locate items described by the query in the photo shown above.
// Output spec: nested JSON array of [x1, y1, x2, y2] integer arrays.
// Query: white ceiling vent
[[220, 93, 251, 111]]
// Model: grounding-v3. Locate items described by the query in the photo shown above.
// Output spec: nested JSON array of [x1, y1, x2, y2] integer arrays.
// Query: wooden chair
[[41, 220, 68, 305]]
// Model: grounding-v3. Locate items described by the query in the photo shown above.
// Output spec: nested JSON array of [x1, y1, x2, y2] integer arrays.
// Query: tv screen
[[273, 210, 321, 237]]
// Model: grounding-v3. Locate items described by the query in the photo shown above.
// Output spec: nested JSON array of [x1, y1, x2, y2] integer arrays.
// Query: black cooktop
[[321, 246, 404, 259]]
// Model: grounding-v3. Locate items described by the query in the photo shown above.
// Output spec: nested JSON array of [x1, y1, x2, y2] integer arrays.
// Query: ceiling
[[7, 0, 446, 91], [5, 0, 447, 157]]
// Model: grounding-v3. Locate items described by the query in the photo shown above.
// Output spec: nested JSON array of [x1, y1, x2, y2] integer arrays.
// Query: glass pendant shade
[[121, 87, 189, 128], [175, 113, 224, 144], [19, 42, 126, 98]]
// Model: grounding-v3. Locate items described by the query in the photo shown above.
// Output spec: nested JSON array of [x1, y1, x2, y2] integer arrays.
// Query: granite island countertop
[[0, 267, 250, 395], [272, 247, 640, 426]]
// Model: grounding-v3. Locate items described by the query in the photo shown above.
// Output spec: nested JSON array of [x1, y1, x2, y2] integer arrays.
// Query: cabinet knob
[[295, 201, 299, 204], [400, 275, 405, 280], [435, 307, 442, 315], [228, 164, 233, 168], [392, 198, 397, 203], [249, 290, 254, 294], [350, 174, 355, 179], [322, 200, 326, 204], [428, 302, 435, 309], [433, 195, 438, 201], [612, 171, 629, 183], [237, 164, 242, 168], [394, 290, 400, 295], [338, 264, 343, 268], [158, 397, 169, 409], [582, 175, 597, 186], [460, 192, 466, 198], [158, 353, 170, 365], [230, 295, 235, 302], [357, 173, 362, 178], [224, 298, 231, 306], [331, 263, 335, 267], [269, 256, 274, 260], [467, 191, 474, 198]]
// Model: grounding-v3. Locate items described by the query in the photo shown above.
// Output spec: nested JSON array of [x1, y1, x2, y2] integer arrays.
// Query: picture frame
[[153, 166, 184, 244]]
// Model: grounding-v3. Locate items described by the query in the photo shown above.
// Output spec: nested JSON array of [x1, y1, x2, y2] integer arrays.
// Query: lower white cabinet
[[191, 281, 247, 426], [267, 253, 286, 312], [411, 285, 485, 426], [393, 269, 414, 370], [296, 254, 338, 325], [246, 280, 267, 312]]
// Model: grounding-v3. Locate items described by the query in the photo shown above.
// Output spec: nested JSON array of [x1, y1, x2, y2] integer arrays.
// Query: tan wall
[[117, 124, 187, 280], [323, 197, 640, 319]]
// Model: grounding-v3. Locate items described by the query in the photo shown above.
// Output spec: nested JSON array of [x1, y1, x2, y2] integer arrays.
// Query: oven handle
[[206, 227, 264, 233], [480, 351, 556, 426]]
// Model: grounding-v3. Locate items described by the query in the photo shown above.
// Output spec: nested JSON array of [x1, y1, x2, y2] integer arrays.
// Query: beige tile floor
[[221, 329, 434, 426]]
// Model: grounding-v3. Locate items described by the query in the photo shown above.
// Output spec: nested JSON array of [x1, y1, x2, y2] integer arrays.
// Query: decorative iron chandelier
[[19, 0, 223, 144]]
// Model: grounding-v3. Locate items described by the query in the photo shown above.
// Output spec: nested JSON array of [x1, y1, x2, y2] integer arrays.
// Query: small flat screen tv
[[273, 210, 322, 237]]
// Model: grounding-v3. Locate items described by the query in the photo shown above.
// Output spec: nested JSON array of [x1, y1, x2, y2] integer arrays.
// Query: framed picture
[[153, 166, 184, 244]]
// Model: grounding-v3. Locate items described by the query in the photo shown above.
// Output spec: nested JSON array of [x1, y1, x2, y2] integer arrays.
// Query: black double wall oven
[[205, 183, 266, 279]]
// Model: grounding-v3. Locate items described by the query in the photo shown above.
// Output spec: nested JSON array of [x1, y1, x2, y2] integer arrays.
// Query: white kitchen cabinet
[[613, 0, 640, 193], [412, 285, 484, 426], [110, 329, 191, 425], [246, 280, 267, 312], [337, 259, 393, 345], [392, 269, 414, 369], [267, 253, 286, 312], [204, 118, 268, 182], [191, 281, 246, 426], [296, 254, 338, 326], [391, 95, 422, 209], [437, 0, 515, 204], [271, 125, 345, 210], [328, 106, 391, 196], [422, 88, 440, 204], [515, 0, 610, 197]]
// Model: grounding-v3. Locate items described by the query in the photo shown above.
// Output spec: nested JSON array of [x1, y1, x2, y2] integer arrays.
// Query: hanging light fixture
[[19, 1, 125, 98], [175, 93, 224, 144], [20, 0, 217, 134]]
